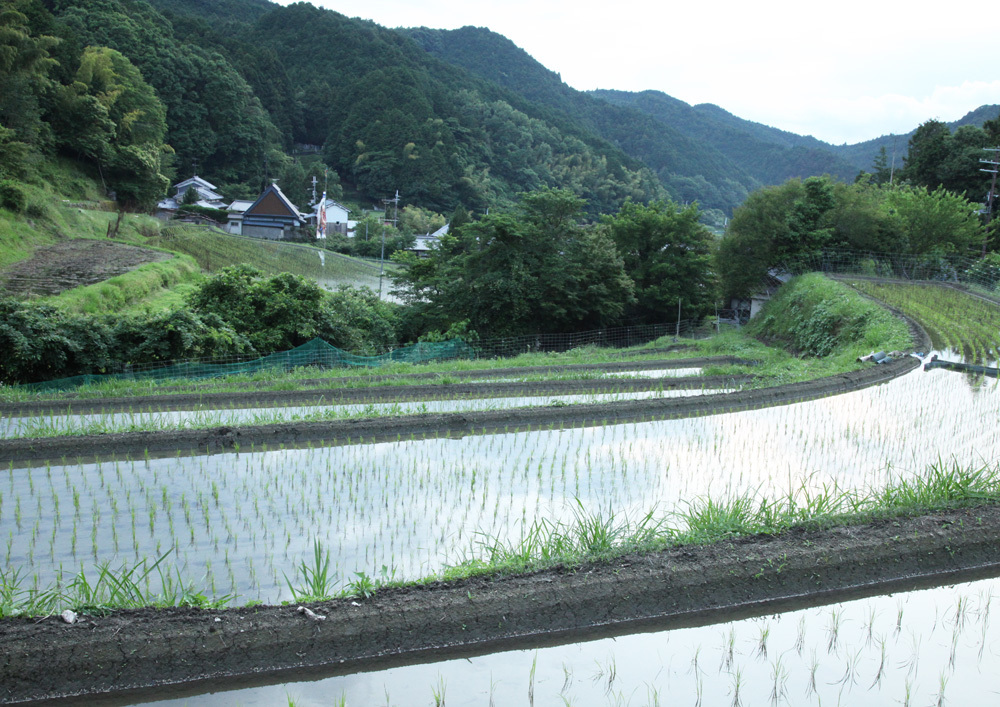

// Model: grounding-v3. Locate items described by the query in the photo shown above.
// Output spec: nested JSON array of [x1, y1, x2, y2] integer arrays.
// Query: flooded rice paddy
[[2, 365, 997, 604], [0, 383, 725, 438], [142, 575, 1000, 706]]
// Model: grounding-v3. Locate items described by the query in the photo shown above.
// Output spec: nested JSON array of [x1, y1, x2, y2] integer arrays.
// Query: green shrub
[[748, 273, 909, 357], [0, 179, 27, 213]]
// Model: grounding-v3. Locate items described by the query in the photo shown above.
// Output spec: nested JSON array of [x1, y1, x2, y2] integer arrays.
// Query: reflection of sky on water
[[137, 575, 1000, 707], [0, 384, 724, 437], [2, 368, 998, 606]]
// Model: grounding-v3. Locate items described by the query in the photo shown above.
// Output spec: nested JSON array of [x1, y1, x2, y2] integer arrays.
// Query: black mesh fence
[[790, 248, 1000, 297]]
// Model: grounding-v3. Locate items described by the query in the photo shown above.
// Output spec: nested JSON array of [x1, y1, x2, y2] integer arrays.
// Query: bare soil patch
[[0, 239, 171, 297], [3, 504, 999, 704]]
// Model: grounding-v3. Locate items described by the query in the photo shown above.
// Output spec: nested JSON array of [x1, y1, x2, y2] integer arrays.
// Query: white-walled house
[[307, 197, 351, 237], [224, 199, 255, 234], [156, 176, 227, 218]]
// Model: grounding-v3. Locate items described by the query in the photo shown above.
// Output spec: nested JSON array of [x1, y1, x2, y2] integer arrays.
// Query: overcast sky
[[281, 0, 999, 145]]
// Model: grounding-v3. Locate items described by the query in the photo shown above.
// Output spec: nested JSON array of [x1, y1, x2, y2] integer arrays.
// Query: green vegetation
[[893, 117, 1000, 202], [748, 274, 911, 358], [717, 176, 986, 300], [146, 226, 391, 289], [0, 550, 230, 618], [403, 26, 861, 214], [43, 255, 201, 314], [0, 266, 398, 385], [447, 459, 1000, 583], [602, 199, 717, 323], [848, 280, 1000, 362]]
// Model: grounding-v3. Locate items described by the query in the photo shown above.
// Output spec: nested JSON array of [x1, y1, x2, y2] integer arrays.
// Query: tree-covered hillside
[[831, 105, 1000, 172], [402, 26, 872, 213], [134, 0, 666, 214]]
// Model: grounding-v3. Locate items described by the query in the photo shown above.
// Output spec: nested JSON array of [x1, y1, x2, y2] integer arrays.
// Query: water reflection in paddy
[[138, 574, 1000, 706]]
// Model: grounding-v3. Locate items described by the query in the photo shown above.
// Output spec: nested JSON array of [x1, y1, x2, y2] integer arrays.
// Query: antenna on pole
[[979, 147, 1000, 255]]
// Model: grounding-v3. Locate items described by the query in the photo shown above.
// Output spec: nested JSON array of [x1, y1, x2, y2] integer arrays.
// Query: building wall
[[242, 224, 285, 240]]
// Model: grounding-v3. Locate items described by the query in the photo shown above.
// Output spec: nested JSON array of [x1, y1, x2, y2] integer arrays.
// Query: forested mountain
[[6, 0, 998, 218], [831, 105, 1000, 171], [135, 0, 667, 214], [403, 26, 862, 212]]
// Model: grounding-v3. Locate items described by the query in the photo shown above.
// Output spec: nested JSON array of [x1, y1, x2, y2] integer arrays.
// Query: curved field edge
[[0, 354, 921, 464], [2, 503, 999, 704], [0, 356, 748, 418]]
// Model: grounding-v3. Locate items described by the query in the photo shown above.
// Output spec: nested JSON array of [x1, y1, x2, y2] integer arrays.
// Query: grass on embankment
[[0, 273, 911, 404], [696, 273, 913, 386], [0, 342, 704, 403], [3, 458, 997, 615], [847, 279, 1000, 363], [41, 254, 203, 315]]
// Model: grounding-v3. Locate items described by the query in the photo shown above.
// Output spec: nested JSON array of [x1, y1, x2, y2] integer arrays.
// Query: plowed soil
[[0, 240, 170, 297]]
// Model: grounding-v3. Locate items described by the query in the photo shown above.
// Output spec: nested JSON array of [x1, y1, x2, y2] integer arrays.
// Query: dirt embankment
[[3, 505, 999, 705]]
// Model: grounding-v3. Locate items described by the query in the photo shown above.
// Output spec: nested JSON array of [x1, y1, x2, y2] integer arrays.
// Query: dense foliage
[[898, 118, 1000, 201], [0, 266, 399, 385], [602, 200, 717, 322], [0, 5, 171, 208], [717, 177, 986, 299], [0, 297, 251, 384], [187, 265, 399, 354], [390, 189, 721, 339]]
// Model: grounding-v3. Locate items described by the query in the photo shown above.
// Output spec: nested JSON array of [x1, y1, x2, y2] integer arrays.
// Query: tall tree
[[72, 46, 170, 208], [903, 119, 951, 190], [603, 199, 716, 322], [392, 188, 634, 337]]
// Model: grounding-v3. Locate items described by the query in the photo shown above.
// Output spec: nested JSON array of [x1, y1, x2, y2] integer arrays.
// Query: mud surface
[[3, 504, 999, 705], [0, 240, 171, 297]]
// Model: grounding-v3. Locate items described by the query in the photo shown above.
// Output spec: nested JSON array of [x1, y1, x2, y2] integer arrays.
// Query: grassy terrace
[[847, 279, 1000, 363]]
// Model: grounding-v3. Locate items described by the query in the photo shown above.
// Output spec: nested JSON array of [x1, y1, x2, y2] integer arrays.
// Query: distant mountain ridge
[[74, 0, 1000, 215], [403, 25, 999, 211]]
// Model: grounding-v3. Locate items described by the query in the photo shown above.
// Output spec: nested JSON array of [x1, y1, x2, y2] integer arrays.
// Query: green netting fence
[[14, 319, 734, 394], [19, 337, 477, 393]]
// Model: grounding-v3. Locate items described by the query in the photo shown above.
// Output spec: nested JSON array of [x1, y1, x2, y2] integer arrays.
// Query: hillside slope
[[404, 26, 861, 212]]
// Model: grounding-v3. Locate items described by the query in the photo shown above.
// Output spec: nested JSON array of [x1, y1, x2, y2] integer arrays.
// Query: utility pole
[[379, 190, 400, 299], [980, 147, 999, 255], [889, 135, 897, 185]]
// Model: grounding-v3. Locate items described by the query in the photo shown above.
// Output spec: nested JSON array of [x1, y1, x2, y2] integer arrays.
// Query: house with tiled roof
[[239, 183, 307, 240], [156, 175, 227, 217], [410, 222, 449, 257]]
